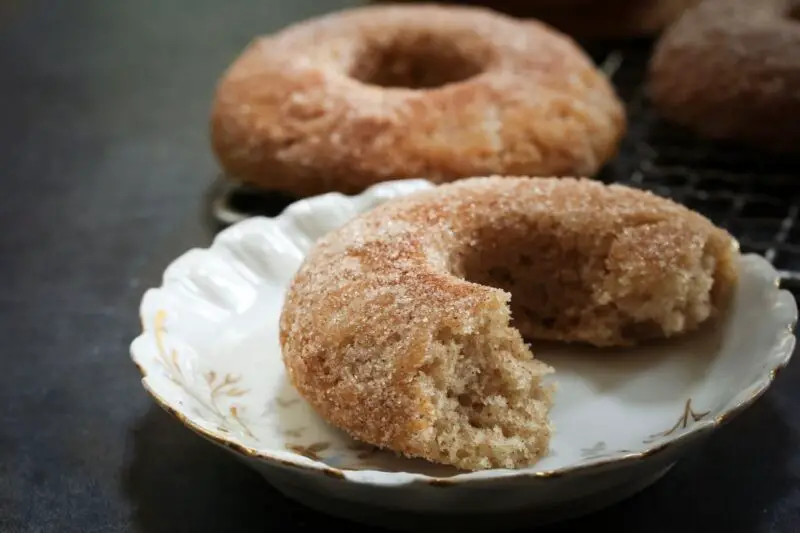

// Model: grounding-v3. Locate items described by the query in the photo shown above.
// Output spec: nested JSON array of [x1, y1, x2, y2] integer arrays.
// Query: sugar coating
[[278, 176, 740, 471], [648, 0, 800, 151], [210, 4, 625, 198]]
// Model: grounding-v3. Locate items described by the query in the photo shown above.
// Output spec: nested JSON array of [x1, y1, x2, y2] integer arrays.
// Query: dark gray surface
[[0, 1, 798, 532]]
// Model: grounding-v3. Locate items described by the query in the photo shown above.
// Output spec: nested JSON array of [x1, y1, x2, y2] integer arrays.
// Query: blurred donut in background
[[375, 0, 701, 38], [648, 0, 800, 152], [210, 4, 626, 197]]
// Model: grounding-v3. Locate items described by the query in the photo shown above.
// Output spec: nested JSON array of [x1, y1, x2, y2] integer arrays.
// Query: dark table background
[[1, 1, 798, 532]]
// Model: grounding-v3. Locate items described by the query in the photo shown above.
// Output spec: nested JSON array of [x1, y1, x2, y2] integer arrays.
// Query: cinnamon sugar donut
[[279, 177, 739, 470], [648, 0, 800, 151], [210, 5, 626, 198]]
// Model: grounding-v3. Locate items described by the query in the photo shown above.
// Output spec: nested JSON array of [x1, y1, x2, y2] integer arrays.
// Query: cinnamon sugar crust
[[211, 5, 626, 197], [648, 0, 800, 151], [279, 177, 739, 471]]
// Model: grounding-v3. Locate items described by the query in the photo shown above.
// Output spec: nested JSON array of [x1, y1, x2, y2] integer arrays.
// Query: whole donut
[[279, 177, 739, 470], [211, 5, 626, 198], [648, 0, 800, 151]]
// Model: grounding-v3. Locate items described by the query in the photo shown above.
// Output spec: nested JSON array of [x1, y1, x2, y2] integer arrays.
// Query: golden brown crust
[[648, 0, 800, 151], [279, 176, 739, 470], [211, 4, 626, 197]]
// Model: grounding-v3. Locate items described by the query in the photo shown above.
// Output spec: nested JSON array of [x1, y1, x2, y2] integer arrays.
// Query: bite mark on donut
[[416, 301, 553, 470]]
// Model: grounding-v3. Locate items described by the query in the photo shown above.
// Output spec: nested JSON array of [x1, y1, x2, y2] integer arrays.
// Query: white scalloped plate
[[131, 179, 797, 531]]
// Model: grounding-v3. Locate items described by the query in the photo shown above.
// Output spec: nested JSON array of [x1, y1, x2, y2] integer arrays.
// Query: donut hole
[[457, 222, 730, 346], [348, 34, 487, 90], [459, 230, 608, 342]]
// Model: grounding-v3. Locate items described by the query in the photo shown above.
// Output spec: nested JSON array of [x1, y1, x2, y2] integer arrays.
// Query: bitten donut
[[648, 0, 800, 151], [279, 177, 739, 470], [211, 5, 626, 198]]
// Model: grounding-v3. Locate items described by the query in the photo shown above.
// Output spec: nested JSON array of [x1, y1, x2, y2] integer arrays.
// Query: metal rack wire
[[207, 40, 800, 287]]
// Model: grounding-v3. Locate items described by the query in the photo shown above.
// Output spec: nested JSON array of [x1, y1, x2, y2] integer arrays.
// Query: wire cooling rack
[[587, 42, 800, 288], [206, 40, 800, 288]]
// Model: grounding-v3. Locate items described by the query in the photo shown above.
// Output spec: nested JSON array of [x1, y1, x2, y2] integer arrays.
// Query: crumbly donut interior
[[348, 31, 488, 89], [416, 302, 553, 471]]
